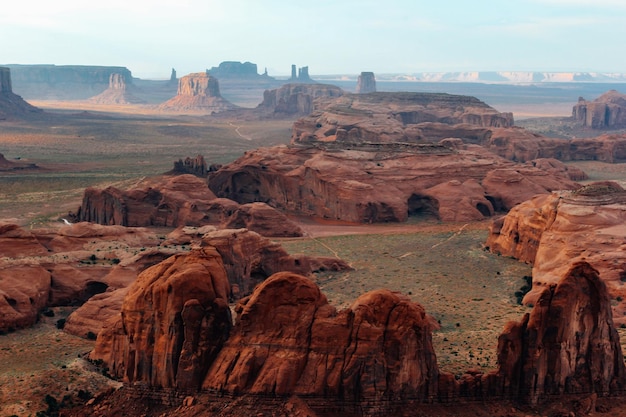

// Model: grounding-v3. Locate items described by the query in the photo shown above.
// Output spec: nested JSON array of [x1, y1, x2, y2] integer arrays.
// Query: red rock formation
[[291, 92, 514, 144], [486, 182, 626, 322], [491, 262, 626, 403], [573, 90, 626, 128], [201, 228, 350, 298], [91, 248, 232, 391], [0, 222, 49, 257], [208, 142, 579, 223], [256, 83, 344, 117], [0, 265, 51, 332], [158, 72, 238, 114], [356, 72, 376, 94], [88, 73, 145, 104], [204, 272, 440, 402], [71, 174, 303, 236], [168, 154, 208, 177]]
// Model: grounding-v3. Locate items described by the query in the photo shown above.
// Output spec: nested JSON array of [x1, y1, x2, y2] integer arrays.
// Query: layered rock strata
[[70, 174, 302, 236], [573, 90, 626, 128], [158, 72, 237, 113], [486, 182, 626, 322], [88, 73, 145, 104], [208, 143, 580, 223], [256, 83, 344, 117]]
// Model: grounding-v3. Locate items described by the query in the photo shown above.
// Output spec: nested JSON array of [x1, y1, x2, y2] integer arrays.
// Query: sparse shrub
[[86, 331, 97, 340], [42, 308, 55, 317], [56, 319, 66, 329], [514, 275, 533, 305], [111, 258, 121, 264], [89, 254, 97, 261]]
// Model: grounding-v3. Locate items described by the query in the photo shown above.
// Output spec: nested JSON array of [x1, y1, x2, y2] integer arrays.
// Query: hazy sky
[[2, 0, 625, 79]]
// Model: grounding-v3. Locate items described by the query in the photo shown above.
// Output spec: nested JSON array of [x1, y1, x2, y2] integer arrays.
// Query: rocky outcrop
[[486, 182, 626, 323], [489, 262, 626, 404], [291, 92, 514, 144], [200, 228, 350, 298], [573, 90, 626, 128], [256, 83, 344, 117], [356, 71, 376, 93], [290, 65, 312, 82], [0, 66, 42, 120], [203, 272, 439, 401], [70, 174, 303, 236], [168, 155, 208, 177], [88, 73, 145, 104], [0, 265, 52, 332], [6, 64, 133, 100], [208, 142, 580, 223], [91, 248, 233, 391], [0, 153, 39, 171], [158, 72, 238, 113]]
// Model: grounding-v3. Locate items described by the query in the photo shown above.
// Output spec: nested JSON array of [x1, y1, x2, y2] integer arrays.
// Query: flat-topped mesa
[[573, 90, 626, 128], [356, 71, 376, 93], [158, 72, 238, 113], [88, 73, 145, 104], [291, 92, 514, 145], [256, 83, 344, 116], [207, 61, 271, 80]]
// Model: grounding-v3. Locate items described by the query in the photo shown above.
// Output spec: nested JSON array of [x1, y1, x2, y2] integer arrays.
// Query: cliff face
[[0, 67, 11, 92], [6, 64, 132, 100], [158, 72, 238, 113], [208, 142, 579, 224], [91, 248, 233, 391], [0, 66, 42, 119], [257, 83, 344, 117], [573, 90, 626, 128], [88, 73, 145, 104], [493, 262, 626, 404], [486, 182, 626, 323]]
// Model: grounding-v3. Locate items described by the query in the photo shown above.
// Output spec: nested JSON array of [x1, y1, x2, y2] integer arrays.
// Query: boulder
[[0, 222, 49, 257], [158, 72, 238, 113], [222, 202, 303, 237]]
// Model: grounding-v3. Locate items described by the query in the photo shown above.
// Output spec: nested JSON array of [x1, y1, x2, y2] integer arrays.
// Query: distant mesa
[[256, 83, 344, 117], [207, 61, 273, 80], [356, 71, 376, 93], [289, 64, 313, 82], [0, 66, 42, 120], [158, 72, 238, 114], [88, 73, 146, 105], [572, 89, 626, 129], [5, 64, 133, 100]]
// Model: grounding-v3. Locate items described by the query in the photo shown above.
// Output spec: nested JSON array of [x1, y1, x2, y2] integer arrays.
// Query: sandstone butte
[[88, 72, 146, 105], [486, 181, 626, 324], [0, 66, 42, 120], [158, 72, 238, 114], [86, 249, 626, 415], [573, 89, 626, 129], [0, 222, 349, 335], [254, 83, 345, 117], [69, 174, 304, 237]]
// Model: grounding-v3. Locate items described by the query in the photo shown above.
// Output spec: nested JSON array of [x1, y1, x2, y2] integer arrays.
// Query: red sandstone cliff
[[573, 90, 626, 128], [256, 83, 344, 117]]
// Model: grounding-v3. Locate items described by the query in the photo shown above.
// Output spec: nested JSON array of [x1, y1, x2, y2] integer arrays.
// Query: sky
[[2, 0, 626, 79]]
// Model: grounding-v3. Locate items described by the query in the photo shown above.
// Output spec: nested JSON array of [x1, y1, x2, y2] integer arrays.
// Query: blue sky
[[2, 0, 625, 79]]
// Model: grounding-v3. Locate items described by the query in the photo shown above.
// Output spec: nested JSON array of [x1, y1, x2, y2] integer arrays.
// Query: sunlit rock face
[[158, 72, 238, 113], [573, 90, 626, 128]]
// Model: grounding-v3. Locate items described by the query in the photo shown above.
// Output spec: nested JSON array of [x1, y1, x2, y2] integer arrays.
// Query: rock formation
[[208, 141, 579, 223], [168, 155, 208, 177], [200, 228, 350, 298], [6, 64, 133, 100], [486, 182, 626, 323], [573, 90, 626, 128], [0, 66, 42, 120], [489, 262, 626, 404], [207, 61, 272, 79], [255, 83, 344, 117], [290, 65, 313, 82], [0, 153, 39, 171], [87, 257, 626, 413], [356, 71, 376, 93], [70, 174, 303, 237], [91, 248, 233, 391], [88, 73, 145, 104], [158, 72, 238, 113], [291, 92, 514, 145]]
